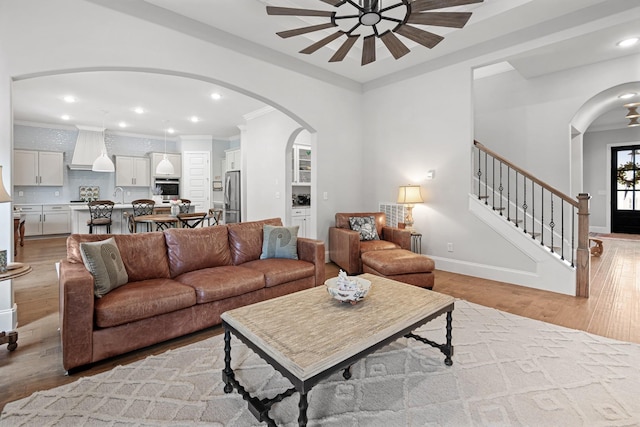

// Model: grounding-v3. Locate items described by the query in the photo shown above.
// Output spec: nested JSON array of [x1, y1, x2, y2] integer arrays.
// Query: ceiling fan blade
[[394, 24, 444, 49], [408, 12, 472, 28], [380, 31, 410, 59], [300, 31, 345, 54], [362, 35, 376, 66], [411, 0, 483, 13], [266, 6, 334, 17], [329, 34, 360, 62], [277, 23, 337, 39], [320, 0, 342, 5]]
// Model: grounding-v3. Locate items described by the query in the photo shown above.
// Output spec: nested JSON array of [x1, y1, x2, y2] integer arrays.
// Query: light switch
[[323, 192, 328, 200], [55, 191, 60, 196], [275, 191, 280, 199]]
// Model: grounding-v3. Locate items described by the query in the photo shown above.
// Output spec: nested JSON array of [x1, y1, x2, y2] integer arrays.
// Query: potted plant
[[151, 186, 163, 204]]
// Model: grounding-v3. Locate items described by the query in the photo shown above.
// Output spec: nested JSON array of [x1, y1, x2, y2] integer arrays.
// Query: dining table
[[132, 214, 179, 232]]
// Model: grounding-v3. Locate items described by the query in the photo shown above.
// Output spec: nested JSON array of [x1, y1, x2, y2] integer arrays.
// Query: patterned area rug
[[2, 300, 640, 426]]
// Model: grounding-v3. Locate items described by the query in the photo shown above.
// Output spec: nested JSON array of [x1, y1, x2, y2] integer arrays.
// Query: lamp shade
[[92, 150, 115, 172], [155, 154, 175, 175], [0, 165, 11, 202], [397, 185, 423, 204]]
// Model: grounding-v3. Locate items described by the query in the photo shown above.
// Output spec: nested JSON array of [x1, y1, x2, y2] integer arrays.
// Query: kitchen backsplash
[[12, 124, 176, 204]]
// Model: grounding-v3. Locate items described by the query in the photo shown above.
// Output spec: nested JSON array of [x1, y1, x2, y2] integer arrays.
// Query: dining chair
[[207, 208, 223, 226], [179, 199, 191, 214], [129, 199, 155, 232], [87, 200, 115, 234]]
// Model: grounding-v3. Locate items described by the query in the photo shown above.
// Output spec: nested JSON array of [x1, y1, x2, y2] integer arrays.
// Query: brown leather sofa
[[329, 212, 411, 275], [59, 218, 325, 372]]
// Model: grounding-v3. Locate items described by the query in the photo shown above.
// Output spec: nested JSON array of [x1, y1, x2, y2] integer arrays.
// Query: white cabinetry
[[292, 145, 311, 185], [291, 208, 311, 238], [225, 149, 241, 171], [14, 150, 64, 186], [15, 204, 70, 236], [115, 156, 150, 187], [151, 152, 181, 178]]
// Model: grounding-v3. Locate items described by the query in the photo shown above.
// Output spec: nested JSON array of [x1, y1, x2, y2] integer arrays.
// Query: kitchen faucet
[[113, 186, 125, 205]]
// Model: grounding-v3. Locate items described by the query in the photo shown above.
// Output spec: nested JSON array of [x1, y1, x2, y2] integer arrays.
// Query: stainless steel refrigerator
[[224, 170, 241, 223]]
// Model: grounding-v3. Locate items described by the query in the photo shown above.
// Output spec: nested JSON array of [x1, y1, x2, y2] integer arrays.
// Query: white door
[[182, 151, 210, 213]]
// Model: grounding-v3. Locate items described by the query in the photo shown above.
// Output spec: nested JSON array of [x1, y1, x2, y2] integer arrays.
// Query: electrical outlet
[[55, 191, 60, 196], [323, 191, 328, 200], [275, 191, 280, 199], [447, 243, 454, 252], [18, 191, 24, 197]]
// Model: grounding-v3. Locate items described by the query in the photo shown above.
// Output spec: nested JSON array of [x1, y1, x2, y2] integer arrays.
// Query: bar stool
[[87, 200, 115, 234], [129, 199, 155, 232], [179, 199, 191, 214]]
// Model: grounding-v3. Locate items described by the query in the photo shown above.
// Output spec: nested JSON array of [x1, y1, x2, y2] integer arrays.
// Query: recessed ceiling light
[[118, 121, 127, 128], [190, 116, 199, 123], [167, 127, 175, 134], [617, 37, 639, 48], [211, 93, 222, 100], [619, 93, 636, 99], [134, 107, 145, 114], [61, 114, 70, 120], [63, 95, 76, 103]]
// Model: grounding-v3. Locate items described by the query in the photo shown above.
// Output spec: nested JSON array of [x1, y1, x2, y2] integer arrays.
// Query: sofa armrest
[[329, 227, 362, 275], [59, 259, 96, 371], [297, 237, 325, 286], [381, 226, 412, 250]]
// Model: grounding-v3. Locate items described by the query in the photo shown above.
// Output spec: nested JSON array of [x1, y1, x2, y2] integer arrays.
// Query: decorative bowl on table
[[325, 270, 371, 305]]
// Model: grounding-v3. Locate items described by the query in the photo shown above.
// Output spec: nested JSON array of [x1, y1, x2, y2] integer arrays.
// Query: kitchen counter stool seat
[[87, 200, 115, 234]]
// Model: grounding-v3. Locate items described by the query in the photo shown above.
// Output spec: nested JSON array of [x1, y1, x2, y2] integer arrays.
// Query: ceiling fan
[[266, 0, 484, 66]]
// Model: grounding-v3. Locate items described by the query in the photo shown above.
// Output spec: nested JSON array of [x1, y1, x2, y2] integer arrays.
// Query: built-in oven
[[154, 178, 180, 202]]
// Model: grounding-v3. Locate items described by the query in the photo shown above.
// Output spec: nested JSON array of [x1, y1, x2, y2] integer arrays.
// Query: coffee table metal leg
[[343, 365, 352, 380], [222, 328, 234, 393], [444, 310, 454, 366], [298, 392, 308, 427]]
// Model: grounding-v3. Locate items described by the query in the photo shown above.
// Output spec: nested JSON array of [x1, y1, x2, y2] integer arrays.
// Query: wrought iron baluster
[[560, 201, 565, 260], [507, 166, 511, 221], [522, 176, 528, 234], [531, 180, 536, 239], [515, 171, 519, 228], [492, 157, 496, 210], [499, 162, 504, 216], [571, 205, 575, 267], [541, 188, 545, 246], [476, 147, 482, 200], [549, 195, 555, 253], [484, 150, 488, 205]]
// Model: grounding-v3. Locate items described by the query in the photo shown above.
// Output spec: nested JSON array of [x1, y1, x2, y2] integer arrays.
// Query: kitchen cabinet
[[151, 152, 181, 178], [115, 156, 150, 187], [291, 207, 311, 238], [14, 150, 64, 186], [15, 204, 70, 236], [292, 144, 311, 185], [225, 149, 241, 171]]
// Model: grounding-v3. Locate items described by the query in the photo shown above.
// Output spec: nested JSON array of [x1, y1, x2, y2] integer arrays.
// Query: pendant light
[[92, 110, 115, 172], [156, 124, 175, 175]]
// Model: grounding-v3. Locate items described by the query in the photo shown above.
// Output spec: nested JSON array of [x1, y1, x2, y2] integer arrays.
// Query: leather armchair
[[329, 212, 411, 275]]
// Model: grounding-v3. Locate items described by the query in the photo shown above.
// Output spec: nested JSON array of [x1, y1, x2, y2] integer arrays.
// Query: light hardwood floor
[[1, 235, 638, 411]]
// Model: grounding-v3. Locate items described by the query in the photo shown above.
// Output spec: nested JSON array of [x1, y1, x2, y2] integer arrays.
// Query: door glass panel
[[617, 191, 633, 210]]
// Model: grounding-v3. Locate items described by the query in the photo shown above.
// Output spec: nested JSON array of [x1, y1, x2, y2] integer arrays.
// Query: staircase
[[472, 141, 590, 297]]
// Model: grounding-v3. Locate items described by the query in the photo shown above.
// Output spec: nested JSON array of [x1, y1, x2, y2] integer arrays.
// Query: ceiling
[[11, 0, 640, 138]]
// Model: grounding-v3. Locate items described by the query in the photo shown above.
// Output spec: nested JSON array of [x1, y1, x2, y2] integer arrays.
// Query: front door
[[611, 145, 640, 234]]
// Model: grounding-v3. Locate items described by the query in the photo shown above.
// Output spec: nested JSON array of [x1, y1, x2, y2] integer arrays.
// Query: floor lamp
[[397, 184, 423, 232]]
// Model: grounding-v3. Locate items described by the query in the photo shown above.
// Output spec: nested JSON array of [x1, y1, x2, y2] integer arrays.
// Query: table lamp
[[397, 184, 423, 231], [0, 165, 11, 273]]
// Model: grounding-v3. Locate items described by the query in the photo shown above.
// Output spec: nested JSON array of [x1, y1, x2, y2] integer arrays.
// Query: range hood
[[68, 125, 108, 171]]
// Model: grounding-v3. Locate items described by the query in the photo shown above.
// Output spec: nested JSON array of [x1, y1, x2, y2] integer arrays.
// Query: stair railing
[[473, 141, 590, 297]]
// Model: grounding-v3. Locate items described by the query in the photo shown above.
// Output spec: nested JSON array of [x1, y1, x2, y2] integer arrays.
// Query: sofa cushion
[[94, 278, 196, 328], [227, 218, 282, 265], [360, 239, 399, 253], [79, 237, 128, 298], [260, 225, 299, 260], [164, 226, 232, 277], [243, 258, 315, 288], [349, 216, 380, 241], [335, 212, 386, 237], [175, 265, 265, 304], [67, 233, 171, 282]]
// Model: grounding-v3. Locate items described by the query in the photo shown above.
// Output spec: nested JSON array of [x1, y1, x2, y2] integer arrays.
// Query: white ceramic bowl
[[325, 276, 372, 304]]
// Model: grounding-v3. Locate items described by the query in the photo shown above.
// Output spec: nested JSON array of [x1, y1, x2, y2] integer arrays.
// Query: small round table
[[0, 262, 32, 351]]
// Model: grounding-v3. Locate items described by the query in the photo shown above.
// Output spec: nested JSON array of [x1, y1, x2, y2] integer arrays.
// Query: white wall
[[363, 64, 536, 283]]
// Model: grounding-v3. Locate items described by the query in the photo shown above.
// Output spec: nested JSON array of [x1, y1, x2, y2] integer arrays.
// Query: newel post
[[576, 193, 591, 298]]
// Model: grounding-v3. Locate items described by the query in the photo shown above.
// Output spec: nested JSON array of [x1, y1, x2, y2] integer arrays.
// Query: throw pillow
[[80, 237, 128, 298], [260, 225, 299, 260], [349, 216, 380, 241]]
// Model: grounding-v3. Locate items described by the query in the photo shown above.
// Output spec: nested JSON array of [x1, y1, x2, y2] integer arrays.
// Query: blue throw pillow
[[349, 216, 380, 241], [260, 225, 299, 260]]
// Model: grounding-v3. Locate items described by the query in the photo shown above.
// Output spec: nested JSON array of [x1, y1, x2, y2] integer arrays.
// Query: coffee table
[[221, 273, 455, 426]]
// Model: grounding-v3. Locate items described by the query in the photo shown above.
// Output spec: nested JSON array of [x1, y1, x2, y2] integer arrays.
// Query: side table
[[0, 262, 31, 351], [411, 232, 422, 254]]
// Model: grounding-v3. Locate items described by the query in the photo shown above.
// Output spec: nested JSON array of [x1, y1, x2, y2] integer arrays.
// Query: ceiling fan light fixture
[[360, 11, 381, 26]]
